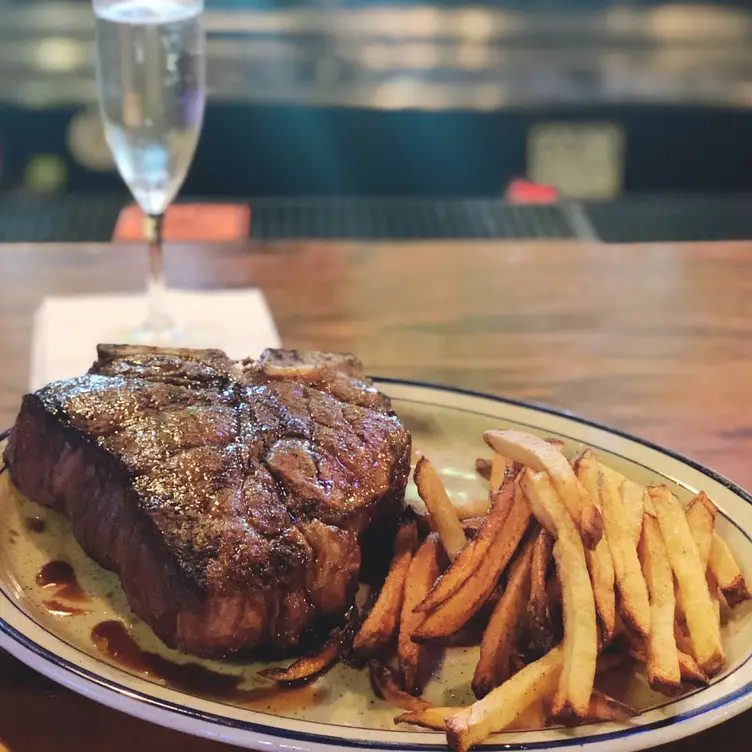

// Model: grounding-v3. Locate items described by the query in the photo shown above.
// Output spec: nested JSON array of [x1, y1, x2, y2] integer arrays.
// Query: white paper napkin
[[30, 289, 281, 391]]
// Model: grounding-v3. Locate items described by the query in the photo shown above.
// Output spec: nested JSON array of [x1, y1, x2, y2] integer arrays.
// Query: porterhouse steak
[[4, 345, 411, 658]]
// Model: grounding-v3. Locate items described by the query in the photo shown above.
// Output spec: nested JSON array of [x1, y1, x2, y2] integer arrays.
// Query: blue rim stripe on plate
[[1, 379, 751, 750]]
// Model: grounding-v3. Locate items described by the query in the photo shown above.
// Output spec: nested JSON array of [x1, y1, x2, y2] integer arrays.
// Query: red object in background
[[505, 178, 559, 205], [113, 203, 251, 241]]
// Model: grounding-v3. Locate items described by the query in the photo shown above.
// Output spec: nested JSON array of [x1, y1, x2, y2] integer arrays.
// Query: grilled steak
[[4, 345, 410, 658]]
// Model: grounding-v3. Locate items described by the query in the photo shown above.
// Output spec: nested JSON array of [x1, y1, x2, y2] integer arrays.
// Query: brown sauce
[[36, 561, 88, 603], [43, 599, 87, 617], [25, 517, 46, 533], [91, 620, 328, 710]]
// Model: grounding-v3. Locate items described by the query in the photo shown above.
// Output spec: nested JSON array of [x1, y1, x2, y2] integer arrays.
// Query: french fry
[[575, 451, 616, 644], [446, 645, 564, 752], [473, 534, 536, 698], [353, 522, 417, 656], [398, 534, 441, 694], [510, 700, 548, 730], [585, 691, 638, 722], [649, 486, 724, 675], [519, 470, 597, 717], [709, 532, 751, 607], [600, 469, 651, 638], [639, 515, 680, 690], [417, 481, 516, 614], [598, 463, 627, 488], [484, 430, 603, 548], [369, 661, 429, 712], [413, 488, 531, 640], [685, 492, 722, 628], [625, 638, 707, 686], [685, 492, 717, 567], [456, 500, 491, 520], [620, 480, 645, 548], [414, 456, 467, 559], [259, 633, 342, 682], [489, 453, 509, 494], [396, 707, 461, 730], [526, 527, 557, 658]]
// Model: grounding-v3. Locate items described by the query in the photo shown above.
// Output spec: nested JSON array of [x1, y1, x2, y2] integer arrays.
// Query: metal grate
[[583, 195, 752, 243], [0, 195, 125, 243], [249, 198, 574, 240]]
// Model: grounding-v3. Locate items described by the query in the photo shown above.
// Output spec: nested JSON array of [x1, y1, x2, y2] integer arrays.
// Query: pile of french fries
[[262, 429, 750, 752]]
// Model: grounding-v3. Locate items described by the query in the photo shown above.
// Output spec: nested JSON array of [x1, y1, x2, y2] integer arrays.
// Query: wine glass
[[93, 0, 206, 344]]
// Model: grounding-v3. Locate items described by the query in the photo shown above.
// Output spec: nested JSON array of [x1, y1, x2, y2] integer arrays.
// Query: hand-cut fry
[[475, 457, 492, 481], [639, 514, 680, 690], [600, 469, 651, 638], [519, 469, 597, 717], [625, 638, 707, 685], [484, 430, 602, 548], [650, 486, 724, 675], [598, 463, 626, 488], [585, 691, 638, 722], [414, 456, 467, 558], [353, 522, 417, 656], [456, 500, 491, 520], [685, 492, 717, 568], [709, 532, 751, 607], [446, 645, 564, 752], [369, 661, 429, 712], [417, 481, 516, 614], [398, 534, 441, 694], [489, 453, 510, 494], [685, 492, 722, 628], [509, 700, 548, 731], [259, 632, 343, 682], [620, 480, 645, 548], [575, 451, 616, 643], [526, 527, 557, 658], [473, 534, 536, 698], [396, 707, 461, 730], [413, 489, 530, 640]]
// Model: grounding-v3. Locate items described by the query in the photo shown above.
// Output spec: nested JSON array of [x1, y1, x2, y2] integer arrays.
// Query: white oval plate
[[1, 379, 752, 752]]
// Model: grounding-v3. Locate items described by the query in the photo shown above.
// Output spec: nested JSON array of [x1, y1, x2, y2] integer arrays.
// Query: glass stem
[[143, 213, 174, 334]]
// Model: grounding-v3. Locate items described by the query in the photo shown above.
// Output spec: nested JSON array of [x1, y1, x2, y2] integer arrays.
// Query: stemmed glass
[[93, 0, 206, 343]]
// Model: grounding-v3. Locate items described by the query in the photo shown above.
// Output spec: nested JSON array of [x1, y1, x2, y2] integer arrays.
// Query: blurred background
[[0, 0, 750, 242]]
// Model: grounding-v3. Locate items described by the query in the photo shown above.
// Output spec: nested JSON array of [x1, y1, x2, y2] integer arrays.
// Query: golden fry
[[353, 522, 417, 656], [489, 453, 510, 494], [639, 515, 680, 690], [620, 480, 645, 549], [473, 534, 536, 698], [414, 456, 467, 559], [417, 481, 515, 614], [709, 532, 751, 607], [398, 534, 441, 694], [519, 469, 597, 717], [446, 646, 564, 752], [650, 486, 724, 675], [396, 707, 462, 730], [413, 488, 530, 640], [600, 469, 651, 638], [575, 451, 616, 643], [484, 430, 602, 548]]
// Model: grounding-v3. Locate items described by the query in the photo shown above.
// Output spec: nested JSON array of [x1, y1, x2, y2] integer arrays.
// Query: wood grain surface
[[1, 239, 751, 751]]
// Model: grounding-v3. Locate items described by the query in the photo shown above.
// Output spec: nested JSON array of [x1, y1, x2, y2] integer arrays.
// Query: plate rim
[[1, 378, 752, 751]]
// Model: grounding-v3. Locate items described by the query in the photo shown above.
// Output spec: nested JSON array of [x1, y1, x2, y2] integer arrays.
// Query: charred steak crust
[[4, 346, 410, 657]]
